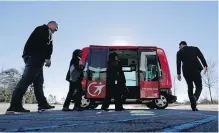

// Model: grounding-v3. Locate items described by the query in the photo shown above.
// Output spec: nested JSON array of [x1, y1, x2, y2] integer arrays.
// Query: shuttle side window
[[87, 49, 108, 81]]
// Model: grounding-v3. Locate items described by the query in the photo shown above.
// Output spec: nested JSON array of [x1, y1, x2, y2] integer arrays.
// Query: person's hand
[[203, 66, 208, 74], [45, 59, 51, 67], [177, 74, 181, 81]]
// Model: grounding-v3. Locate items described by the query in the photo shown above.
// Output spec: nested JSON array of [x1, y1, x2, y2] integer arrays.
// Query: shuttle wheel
[[154, 94, 168, 109], [80, 94, 99, 109], [80, 94, 90, 108]]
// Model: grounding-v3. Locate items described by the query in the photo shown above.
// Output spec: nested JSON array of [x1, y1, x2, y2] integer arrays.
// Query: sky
[[0, 1, 218, 102]]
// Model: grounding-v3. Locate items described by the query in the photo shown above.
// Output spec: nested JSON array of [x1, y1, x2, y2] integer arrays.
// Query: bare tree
[[202, 59, 218, 104], [0, 68, 21, 89]]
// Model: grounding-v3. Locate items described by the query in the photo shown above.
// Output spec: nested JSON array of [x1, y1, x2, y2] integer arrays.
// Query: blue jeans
[[10, 56, 48, 108]]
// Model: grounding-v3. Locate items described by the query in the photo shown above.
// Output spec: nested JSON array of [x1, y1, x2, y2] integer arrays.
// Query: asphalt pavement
[[0, 104, 218, 132]]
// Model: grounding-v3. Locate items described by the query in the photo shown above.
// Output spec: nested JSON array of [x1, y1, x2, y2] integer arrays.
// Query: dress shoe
[[73, 107, 84, 111], [115, 107, 125, 111], [192, 107, 199, 111], [62, 107, 73, 111], [101, 108, 109, 111]]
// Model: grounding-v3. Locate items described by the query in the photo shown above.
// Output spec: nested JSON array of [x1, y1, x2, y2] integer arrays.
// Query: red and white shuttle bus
[[77, 45, 177, 109]]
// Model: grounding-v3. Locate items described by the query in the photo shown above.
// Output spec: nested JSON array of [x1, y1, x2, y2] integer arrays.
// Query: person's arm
[[45, 41, 53, 60], [118, 63, 126, 83], [106, 63, 117, 84], [176, 51, 182, 75], [120, 68, 126, 84], [196, 47, 208, 67], [45, 44, 52, 67]]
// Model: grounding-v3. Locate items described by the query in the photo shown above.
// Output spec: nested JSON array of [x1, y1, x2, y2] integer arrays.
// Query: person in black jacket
[[177, 41, 208, 111], [6, 21, 58, 114], [101, 53, 126, 111], [63, 49, 84, 111]]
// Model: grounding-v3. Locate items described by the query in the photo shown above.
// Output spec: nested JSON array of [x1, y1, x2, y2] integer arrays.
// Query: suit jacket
[[106, 61, 126, 93], [177, 46, 207, 75]]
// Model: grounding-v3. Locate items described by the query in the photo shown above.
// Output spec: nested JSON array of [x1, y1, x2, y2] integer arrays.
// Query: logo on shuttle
[[87, 82, 105, 96]]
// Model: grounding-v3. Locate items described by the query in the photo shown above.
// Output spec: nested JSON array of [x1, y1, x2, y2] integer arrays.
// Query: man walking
[[177, 41, 208, 111], [101, 53, 126, 111], [6, 21, 58, 114]]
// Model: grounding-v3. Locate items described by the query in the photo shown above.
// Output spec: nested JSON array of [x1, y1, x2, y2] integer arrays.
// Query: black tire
[[88, 102, 99, 109], [153, 94, 168, 109], [79, 94, 99, 109], [146, 102, 156, 109]]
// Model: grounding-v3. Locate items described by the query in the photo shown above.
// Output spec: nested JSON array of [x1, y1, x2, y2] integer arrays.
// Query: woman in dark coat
[[63, 49, 84, 111], [101, 52, 126, 111]]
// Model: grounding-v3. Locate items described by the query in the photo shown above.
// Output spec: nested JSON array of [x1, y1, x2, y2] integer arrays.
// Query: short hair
[[108, 52, 118, 62], [179, 41, 187, 46]]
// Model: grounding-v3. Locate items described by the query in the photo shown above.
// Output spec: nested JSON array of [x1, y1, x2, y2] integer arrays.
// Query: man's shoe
[[190, 96, 197, 110], [6, 107, 30, 114], [73, 107, 84, 111], [192, 107, 199, 111], [38, 104, 55, 111], [62, 107, 73, 111], [101, 108, 109, 111], [115, 108, 125, 111]]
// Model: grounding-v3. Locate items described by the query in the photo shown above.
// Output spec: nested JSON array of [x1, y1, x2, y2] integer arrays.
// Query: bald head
[[47, 21, 58, 33]]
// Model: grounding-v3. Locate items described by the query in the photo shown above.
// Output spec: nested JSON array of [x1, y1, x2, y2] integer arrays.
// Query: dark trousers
[[10, 56, 48, 108], [101, 84, 123, 109], [183, 70, 202, 107], [63, 81, 82, 108]]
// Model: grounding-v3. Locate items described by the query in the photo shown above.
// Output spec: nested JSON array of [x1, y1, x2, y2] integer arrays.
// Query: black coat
[[106, 60, 126, 94], [22, 24, 53, 60], [177, 46, 208, 75]]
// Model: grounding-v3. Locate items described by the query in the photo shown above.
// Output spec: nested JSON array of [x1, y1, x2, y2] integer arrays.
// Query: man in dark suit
[[101, 53, 126, 111], [6, 21, 58, 114], [177, 41, 208, 111]]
